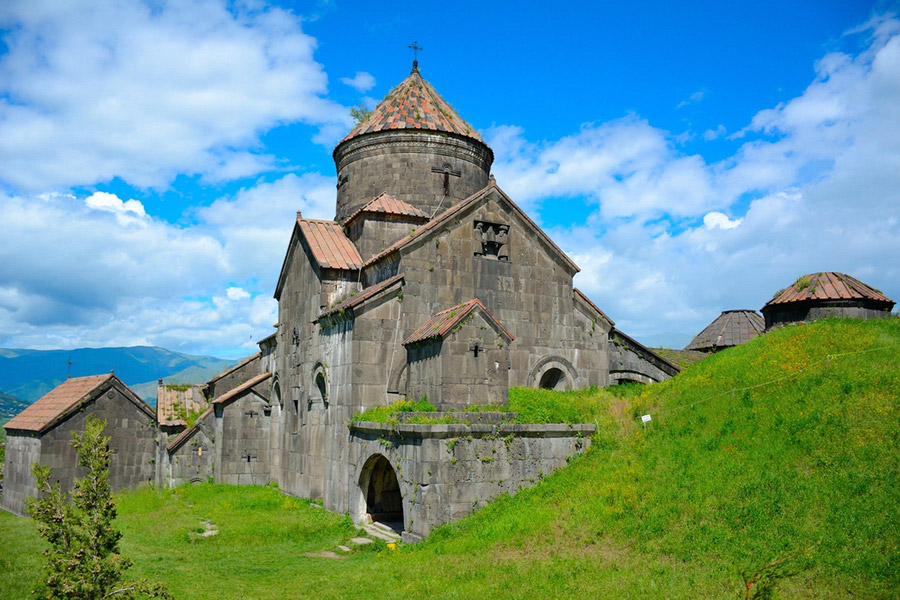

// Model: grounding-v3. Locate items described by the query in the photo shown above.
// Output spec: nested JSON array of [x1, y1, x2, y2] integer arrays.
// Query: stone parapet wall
[[346, 421, 593, 543]]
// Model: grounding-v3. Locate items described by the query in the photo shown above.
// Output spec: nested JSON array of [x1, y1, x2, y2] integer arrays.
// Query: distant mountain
[[0, 391, 30, 421], [0, 346, 237, 407]]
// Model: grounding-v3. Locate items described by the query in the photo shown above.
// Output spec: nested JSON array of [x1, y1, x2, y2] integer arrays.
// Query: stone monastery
[[3, 64, 678, 541]]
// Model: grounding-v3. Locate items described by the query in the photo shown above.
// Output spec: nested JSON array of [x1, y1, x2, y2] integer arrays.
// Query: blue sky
[[1, 0, 898, 357]]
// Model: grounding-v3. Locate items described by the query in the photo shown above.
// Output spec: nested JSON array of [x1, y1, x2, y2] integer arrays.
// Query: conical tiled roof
[[684, 310, 765, 352], [339, 67, 483, 144], [764, 272, 894, 307]]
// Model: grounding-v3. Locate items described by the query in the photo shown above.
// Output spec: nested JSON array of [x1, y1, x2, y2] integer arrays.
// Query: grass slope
[[1, 318, 897, 599]]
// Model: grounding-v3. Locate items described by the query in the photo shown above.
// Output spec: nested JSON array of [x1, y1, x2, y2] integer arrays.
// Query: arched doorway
[[539, 367, 565, 390], [359, 454, 403, 531]]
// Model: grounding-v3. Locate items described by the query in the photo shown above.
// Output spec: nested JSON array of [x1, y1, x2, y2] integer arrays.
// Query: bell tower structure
[[332, 64, 493, 223]]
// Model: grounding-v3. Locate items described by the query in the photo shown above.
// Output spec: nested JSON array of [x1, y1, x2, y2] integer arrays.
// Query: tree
[[349, 102, 371, 125], [26, 416, 171, 599]]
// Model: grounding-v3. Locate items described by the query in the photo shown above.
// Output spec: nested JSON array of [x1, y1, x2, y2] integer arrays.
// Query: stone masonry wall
[[346, 422, 594, 543], [166, 424, 215, 487], [215, 385, 271, 486], [334, 131, 492, 223], [1, 433, 41, 516]]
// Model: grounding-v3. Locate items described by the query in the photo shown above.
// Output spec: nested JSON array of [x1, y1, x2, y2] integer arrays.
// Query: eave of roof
[[403, 298, 514, 345], [362, 180, 580, 274], [166, 407, 214, 452], [611, 329, 681, 374], [205, 353, 261, 386], [684, 310, 764, 351], [343, 193, 428, 227], [574, 288, 615, 326], [318, 273, 405, 321], [764, 272, 894, 308], [4, 373, 153, 434], [298, 218, 363, 271], [211, 372, 272, 406]]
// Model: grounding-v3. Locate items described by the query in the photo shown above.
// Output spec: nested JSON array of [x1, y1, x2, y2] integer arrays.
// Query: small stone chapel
[[4, 63, 677, 541]]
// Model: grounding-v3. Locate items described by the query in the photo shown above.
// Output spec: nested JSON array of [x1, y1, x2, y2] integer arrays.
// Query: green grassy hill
[[1, 318, 897, 599]]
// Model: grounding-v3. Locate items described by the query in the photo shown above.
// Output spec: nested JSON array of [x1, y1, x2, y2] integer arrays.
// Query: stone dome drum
[[332, 66, 493, 223]]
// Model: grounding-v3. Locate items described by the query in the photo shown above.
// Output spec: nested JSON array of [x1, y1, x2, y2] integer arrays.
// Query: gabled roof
[[610, 329, 680, 376], [298, 218, 363, 271], [211, 372, 272, 407], [684, 310, 765, 352], [166, 407, 214, 452], [4, 373, 153, 434], [205, 353, 260, 386], [763, 272, 894, 308], [343, 193, 428, 226], [363, 179, 580, 274], [275, 216, 363, 299], [318, 273, 405, 320], [574, 288, 615, 327], [403, 298, 514, 345], [338, 67, 484, 146]]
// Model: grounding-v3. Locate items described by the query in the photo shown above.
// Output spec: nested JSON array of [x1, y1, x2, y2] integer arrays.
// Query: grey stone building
[[762, 272, 895, 329], [684, 309, 765, 353], [2, 373, 157, 516], [4, 66, 677, 541]]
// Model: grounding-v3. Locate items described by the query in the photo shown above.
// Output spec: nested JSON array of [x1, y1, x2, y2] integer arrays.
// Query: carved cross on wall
[[242, 452, 258, 463], [431, 164, 461, 196], [244, 410, 259, 418], [469, 341, 482, 358]]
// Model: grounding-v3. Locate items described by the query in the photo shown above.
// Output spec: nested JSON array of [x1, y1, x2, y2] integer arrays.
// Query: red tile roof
[[343, 193, 428, 226], [684, 310, 765, 352], [211, 372, 272, 406], [298, 218, 362, 271], [363, 179, 580, 274], [403, 298, 514, 345], [339, 68, 484, 145], [574, 288, 615, 326], [4, 373, 153, 433], [764, 272, 894, 307], [318, 273, 405, 320], [157, 383, 208, 427]]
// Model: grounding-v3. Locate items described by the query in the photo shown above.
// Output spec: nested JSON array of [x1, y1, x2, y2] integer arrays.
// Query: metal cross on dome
[[409, 40, 423, 71]]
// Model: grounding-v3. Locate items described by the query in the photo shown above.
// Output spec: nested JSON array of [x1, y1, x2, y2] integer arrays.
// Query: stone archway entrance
[[360, 454, 403, 531], [539, 367, 565, 390]]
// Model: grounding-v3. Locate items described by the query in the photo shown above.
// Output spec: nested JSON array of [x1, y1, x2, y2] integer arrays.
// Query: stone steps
[[362, 521, 401, 543]]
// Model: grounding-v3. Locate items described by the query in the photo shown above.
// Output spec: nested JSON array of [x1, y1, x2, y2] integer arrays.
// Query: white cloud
[[496, 15, 900, 345], [0, 172, 332, 355], [0, 0, 352, 192], [226, 287, 251, 301], [703, 124, 727, 140], [340, 71, 376, 92], [703, 211, 741, 230]]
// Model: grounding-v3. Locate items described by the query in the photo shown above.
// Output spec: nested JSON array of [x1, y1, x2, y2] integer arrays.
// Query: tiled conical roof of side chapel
[[339, 65, 484, 145]]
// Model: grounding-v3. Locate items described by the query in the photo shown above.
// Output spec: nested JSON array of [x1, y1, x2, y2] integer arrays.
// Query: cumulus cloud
[[0, 0, 351, 192], [495, 15, 900, 345], [340, 71, 376, 92], [0, 171, 334, 355]]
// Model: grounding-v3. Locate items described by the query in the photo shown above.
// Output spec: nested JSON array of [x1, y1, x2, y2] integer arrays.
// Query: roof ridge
[[337, 69, 484, 147]]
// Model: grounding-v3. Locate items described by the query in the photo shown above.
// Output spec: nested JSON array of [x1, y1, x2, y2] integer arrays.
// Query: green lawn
[[2, 318, 898, 599]]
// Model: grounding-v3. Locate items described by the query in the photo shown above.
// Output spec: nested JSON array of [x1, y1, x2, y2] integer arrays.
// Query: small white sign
[[641, 414, 652, 423]]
